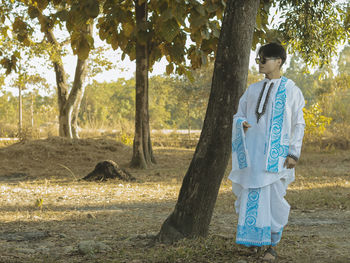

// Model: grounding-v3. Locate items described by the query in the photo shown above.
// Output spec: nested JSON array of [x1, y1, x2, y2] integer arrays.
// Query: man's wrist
[[287, 154, 298, 162]]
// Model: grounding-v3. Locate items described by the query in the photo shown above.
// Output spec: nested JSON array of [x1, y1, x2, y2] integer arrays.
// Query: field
[[0, 137, 349, 262]]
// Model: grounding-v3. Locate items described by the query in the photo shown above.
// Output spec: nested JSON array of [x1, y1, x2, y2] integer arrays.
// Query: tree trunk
[[71, 58, 89, 139], [130, 1, 156, 168], [18, 85, 22, 136], [71, 24, 92, 139], [71, 85, 85, 139], [157, 0, 260, 243], [187, 100, 191, 141], [45, 30, 70, 137], [59, 105, 72, 138], [31, 92, 34, 129], [44, 22, 91, 139]]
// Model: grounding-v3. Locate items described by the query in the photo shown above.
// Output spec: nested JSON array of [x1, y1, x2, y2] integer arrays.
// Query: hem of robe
[[233, 180, 290, 247]]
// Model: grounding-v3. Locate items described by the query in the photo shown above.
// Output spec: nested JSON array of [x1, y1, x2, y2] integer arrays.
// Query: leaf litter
[[0, 137, 349, 262]]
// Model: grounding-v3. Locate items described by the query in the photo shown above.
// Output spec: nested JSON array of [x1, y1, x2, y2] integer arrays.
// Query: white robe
[[229, 77, 305, 188], [229, 77, 305, 247]]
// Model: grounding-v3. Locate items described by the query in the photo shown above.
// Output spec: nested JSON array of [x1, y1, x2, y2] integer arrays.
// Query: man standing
[[229, 43, 305, 261]]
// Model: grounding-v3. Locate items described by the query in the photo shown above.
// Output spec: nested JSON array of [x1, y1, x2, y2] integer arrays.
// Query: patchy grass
[[0, 138, 349, 262]]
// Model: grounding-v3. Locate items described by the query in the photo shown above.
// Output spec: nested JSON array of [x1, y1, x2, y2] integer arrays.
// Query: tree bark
[[44, 29, 70, 137], [71, 58, 88, 139], [130, 1, 156, 168], [71, 85, 85, 139], [157, 0, 260, 243], [71, 24, 93, 139]]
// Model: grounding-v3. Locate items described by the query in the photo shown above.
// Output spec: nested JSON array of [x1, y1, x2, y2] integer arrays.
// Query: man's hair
[[258, 43, 287, 67]]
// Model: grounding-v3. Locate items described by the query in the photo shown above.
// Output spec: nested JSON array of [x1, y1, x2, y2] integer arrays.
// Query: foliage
[[97, 0, 225, 77], [303, 102, 332, 141], [275, 0, 349, 67]]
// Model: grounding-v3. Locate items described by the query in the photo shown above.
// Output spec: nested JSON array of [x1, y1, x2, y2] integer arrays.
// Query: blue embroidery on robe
[[267, 76, 289, 173], [236, 189, 271, 246], [232, 118, 248, 169]]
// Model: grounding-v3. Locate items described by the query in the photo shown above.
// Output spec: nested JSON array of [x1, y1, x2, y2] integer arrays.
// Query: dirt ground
[[0, 137, 349, 263]]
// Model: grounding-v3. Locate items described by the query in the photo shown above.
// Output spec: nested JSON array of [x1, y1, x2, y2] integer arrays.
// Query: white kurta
[[229, 77, 305, 247], [229, 77, 305, 188]]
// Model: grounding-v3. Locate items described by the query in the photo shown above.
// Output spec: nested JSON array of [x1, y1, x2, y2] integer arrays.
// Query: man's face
[[256, 55, 282, 75]]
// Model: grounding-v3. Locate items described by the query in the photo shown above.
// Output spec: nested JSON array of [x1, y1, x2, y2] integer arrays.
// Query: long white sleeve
[[234, 88, 248, 122], [288, 87, 305, 159]]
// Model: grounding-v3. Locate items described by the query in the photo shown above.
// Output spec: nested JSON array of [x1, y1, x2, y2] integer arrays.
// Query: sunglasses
[[255, 57, 280, 64]]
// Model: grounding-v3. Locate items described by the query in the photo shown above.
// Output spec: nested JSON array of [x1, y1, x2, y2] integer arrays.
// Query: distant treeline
[[0, 49, 349, 137]]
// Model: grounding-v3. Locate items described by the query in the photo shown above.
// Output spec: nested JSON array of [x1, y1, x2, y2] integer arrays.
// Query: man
[[229, 43, 305, 261]]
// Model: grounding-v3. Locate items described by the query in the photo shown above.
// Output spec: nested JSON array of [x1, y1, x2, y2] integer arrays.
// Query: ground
[[0, 137, 349, 262]]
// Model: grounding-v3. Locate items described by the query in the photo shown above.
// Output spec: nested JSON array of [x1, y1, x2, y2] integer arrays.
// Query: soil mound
[[0, 137, 131, 181]]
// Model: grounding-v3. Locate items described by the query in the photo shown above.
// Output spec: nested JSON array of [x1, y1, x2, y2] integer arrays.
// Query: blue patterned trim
[[236, 188, 273, 247], [232, 118, 248, 169], [267, 77, 289, 173], [236, 225, 272, 247]]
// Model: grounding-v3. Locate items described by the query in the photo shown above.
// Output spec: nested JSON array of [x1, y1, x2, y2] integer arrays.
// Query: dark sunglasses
[[255, 57, 280, 64]]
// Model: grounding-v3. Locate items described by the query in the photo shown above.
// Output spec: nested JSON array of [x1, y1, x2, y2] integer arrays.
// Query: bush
[[303, 102, 332, 142]]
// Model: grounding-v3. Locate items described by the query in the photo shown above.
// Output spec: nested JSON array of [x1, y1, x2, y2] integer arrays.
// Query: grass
[[0, 138, 349, 262]]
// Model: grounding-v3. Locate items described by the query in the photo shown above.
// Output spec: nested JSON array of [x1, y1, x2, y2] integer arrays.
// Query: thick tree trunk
[[131, 1, 156, 168], [157, 0, 260, 243]]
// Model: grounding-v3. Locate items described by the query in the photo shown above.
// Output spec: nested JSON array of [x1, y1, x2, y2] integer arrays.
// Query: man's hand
[[243, 121, 251, 133], [284, 156, 297, 169]]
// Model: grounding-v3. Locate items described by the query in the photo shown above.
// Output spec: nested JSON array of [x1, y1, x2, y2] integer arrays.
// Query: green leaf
[[209, 22, 220, 38], [205, 3, 219, 14], [37, 0, 49, 11], [190, 15, 207, 28], [256, 12, 262, 30], [78, 40, 90, 60], [28, 6, 40, 19], [200, 28, 210, 40], [123, 22, 134, 37], [161, 9, 173, 22], [173, 3, 186, 25], [111, 35, 119, 50], [195, 5, 206, 16], [166, 63, 174, 75], [160, 18, 180, 42], [56, 10, 69, 21], [84, 0, 100, 19], [184, 68, 195, 83]]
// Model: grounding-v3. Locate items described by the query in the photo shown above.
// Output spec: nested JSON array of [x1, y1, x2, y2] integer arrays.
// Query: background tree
[[1, 0, 110, 138], [97, 0, 226, 168]]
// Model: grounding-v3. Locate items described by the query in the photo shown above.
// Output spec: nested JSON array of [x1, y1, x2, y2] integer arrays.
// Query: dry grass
[[0, 137, 349, 262]]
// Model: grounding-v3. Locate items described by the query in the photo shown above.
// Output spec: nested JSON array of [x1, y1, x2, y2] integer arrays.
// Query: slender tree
[[0, 0, 104, 138]]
